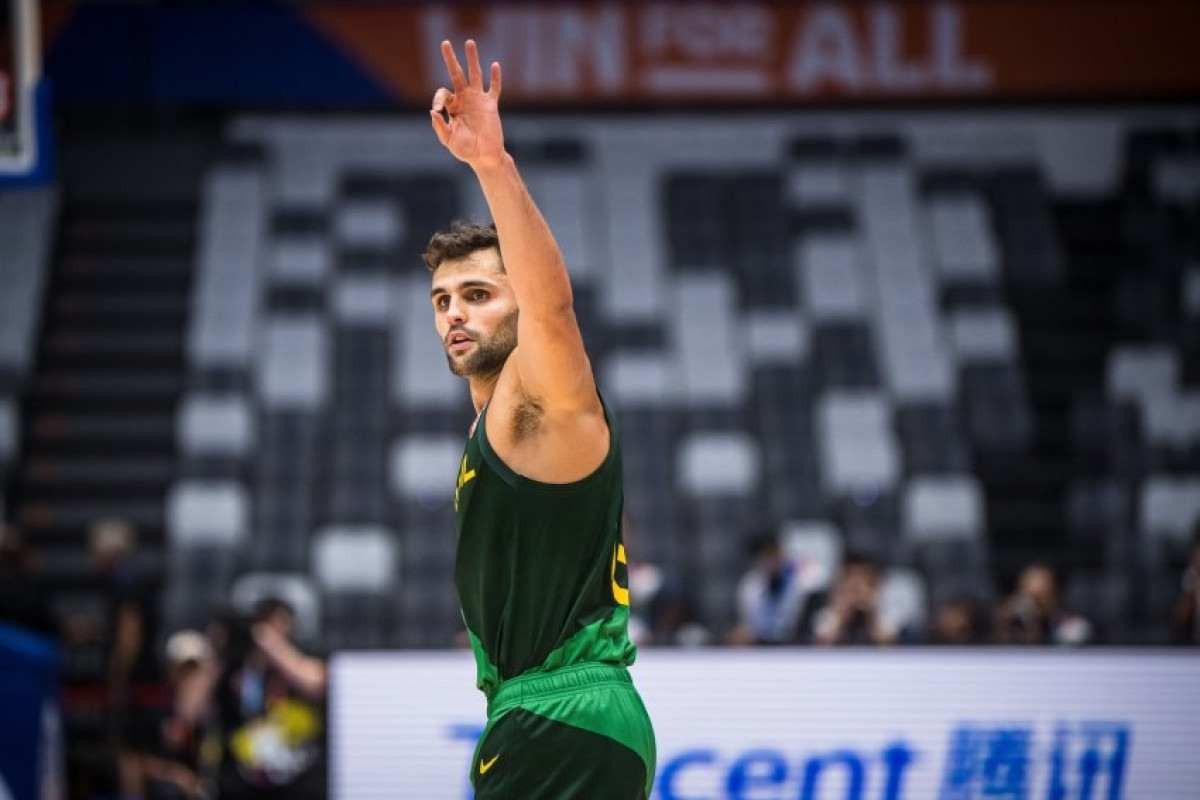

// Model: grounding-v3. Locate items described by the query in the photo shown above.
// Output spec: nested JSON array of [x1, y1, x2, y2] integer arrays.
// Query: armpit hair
[[511, 393, 545, 442]]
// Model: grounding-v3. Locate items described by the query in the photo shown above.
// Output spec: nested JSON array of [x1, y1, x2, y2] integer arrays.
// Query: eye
[[469, 289, 489, 302], [435, 295, 449, 311]]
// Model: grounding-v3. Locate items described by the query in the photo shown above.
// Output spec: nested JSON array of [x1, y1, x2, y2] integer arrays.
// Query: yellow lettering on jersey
[[455, 454, 476, 512], [610, 543, 630, 606]]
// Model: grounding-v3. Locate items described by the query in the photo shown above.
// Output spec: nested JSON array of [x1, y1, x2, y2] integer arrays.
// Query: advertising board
[[331, 649, 1200, 799]]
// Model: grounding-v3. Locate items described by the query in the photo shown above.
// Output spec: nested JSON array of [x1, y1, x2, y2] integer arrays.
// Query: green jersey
[[453, 397, 636, 700]]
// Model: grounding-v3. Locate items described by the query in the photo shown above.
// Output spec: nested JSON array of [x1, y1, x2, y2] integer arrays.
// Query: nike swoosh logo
[[479, 754, 500, 775]]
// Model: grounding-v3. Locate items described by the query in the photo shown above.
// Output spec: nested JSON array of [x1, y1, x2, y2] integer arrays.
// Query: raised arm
[[430, 40, 598, 414]]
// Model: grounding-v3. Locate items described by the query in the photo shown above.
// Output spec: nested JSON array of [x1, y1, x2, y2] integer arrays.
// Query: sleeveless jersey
[[453, 397, 636, 700]]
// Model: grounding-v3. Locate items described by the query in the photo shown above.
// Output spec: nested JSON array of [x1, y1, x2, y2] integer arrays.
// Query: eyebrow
[[430, 280, 496, 299]]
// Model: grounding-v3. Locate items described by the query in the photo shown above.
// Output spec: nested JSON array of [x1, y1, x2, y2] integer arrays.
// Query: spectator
[[930, 595, 991, 645], [133, 630, 218, 799], [79, 518, 162, 800], [994, 562, 1092, 646], [85, 519, 160, 691], [0, 523, 56, 637], [215, 597, 326, 800], [802, 551, 902, 646], [623, 514, 706, 647], [629, 561, 706, 647], [1170, 522, 1200, 645], [728, 531, 808, 646]]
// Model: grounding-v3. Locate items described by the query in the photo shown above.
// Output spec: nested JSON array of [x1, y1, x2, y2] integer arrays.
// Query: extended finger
[[465, 39, 483, 88], [441, 40, 467, 89], [488, 61, 502, 99], [430, 110, 451, 147]]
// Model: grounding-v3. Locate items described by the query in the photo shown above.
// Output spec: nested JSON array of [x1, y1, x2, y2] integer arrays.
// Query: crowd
[[1, 513, 1198, 799], [0, 520, 327, 800], [625, 519, 1200, 650]]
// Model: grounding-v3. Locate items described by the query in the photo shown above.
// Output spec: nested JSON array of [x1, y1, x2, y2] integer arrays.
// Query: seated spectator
[[1170, 522, 1200, 645], [728, 531, 808, 646], [994, 562, 1091, 646], [216, 597, 326, 800], [801, 551, 904, 646], [0, 523, 55, 637], [930, 595, 991, 645]]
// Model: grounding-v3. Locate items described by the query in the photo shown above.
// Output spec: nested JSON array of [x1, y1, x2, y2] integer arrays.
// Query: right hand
[[429, 39, 506, 171]]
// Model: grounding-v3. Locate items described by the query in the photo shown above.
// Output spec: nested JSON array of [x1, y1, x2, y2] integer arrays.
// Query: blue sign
[[0, 624, 59, 800]]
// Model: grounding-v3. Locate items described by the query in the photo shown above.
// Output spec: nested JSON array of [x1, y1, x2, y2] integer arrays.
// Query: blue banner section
[[0, 624, 58, 800], [0, 78, 56, 185], [45, 2, 392, 107]]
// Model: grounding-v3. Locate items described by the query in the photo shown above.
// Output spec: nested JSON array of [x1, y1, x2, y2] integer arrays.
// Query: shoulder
[[484, 358, 610, 482]]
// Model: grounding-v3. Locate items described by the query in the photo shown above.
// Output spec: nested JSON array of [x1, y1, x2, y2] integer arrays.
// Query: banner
[[308, 1, 1200, 105], [42, 1, 1200, 108], [331, 649, 1200, 799]]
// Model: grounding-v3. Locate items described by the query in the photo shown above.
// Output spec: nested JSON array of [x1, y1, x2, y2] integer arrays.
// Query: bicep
[[514, 309, 598, 410]]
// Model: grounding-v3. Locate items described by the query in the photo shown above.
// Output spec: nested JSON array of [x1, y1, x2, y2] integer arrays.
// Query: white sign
[[331, 649, 1200, 799]]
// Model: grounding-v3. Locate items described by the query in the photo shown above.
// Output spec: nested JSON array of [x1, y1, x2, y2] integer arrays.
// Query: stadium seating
[[5, 110, 1199, 648]]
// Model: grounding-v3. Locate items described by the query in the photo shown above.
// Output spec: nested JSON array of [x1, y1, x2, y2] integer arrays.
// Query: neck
[[468, 370, 501, 413]]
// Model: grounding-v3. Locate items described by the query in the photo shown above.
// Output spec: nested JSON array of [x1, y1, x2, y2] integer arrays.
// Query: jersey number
[[610, 543, 630, 606]]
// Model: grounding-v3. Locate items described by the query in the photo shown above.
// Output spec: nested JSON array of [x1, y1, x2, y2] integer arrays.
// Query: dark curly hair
[[422, 220, 504, 272]]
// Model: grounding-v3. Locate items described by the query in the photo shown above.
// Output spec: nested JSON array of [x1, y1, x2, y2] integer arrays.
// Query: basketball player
[[426, 40, 656, 799]]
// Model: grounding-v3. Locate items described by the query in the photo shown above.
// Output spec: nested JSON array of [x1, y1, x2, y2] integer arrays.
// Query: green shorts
[[470, 662, 657, 800]]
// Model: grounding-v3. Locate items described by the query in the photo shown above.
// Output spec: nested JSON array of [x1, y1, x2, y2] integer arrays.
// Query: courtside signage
[[331, 650, 1200, 799]]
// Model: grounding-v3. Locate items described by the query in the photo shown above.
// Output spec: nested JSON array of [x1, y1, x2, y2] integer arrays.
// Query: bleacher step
[[18, 500, 164, 534], [29, 412, 174, 445], [21, 456, 174, 489]]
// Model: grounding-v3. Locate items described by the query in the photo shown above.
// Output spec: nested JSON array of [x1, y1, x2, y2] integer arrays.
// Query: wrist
[[471, 150, 513, 177]]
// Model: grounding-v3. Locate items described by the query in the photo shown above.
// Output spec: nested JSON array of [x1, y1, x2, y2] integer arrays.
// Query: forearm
[[111, 608, 142, 678], [176, 664, 217, 723], [473, 154, 573, 313], [262, 641, 327, 698]]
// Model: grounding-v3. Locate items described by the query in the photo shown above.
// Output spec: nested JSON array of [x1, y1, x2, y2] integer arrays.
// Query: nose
[[444, 296, 467, 326]]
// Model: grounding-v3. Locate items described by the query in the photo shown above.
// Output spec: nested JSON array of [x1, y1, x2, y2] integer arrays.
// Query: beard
[[445, 309, 518, 377]]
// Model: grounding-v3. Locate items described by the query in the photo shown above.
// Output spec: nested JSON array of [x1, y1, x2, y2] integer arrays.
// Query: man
[[426, 39, 656, 799], [729, 531, 808, 646], [801, 551, 900, 646], [214, 598, 325, 800]]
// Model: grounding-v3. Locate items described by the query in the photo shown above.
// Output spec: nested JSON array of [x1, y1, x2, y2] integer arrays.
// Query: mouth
[[446, 332, 474, 354]]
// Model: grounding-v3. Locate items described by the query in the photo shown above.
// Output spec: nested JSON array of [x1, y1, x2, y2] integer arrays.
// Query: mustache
[[445, 325, 478, 345]]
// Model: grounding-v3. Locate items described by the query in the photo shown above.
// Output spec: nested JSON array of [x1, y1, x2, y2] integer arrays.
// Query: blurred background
[[1, 1, 1199, 798]]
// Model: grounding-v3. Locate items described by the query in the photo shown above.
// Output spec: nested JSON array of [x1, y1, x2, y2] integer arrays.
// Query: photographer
[[803, 552, 903, 646], [214, 598, 326, 800], [994, 562, 1091, 646]]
